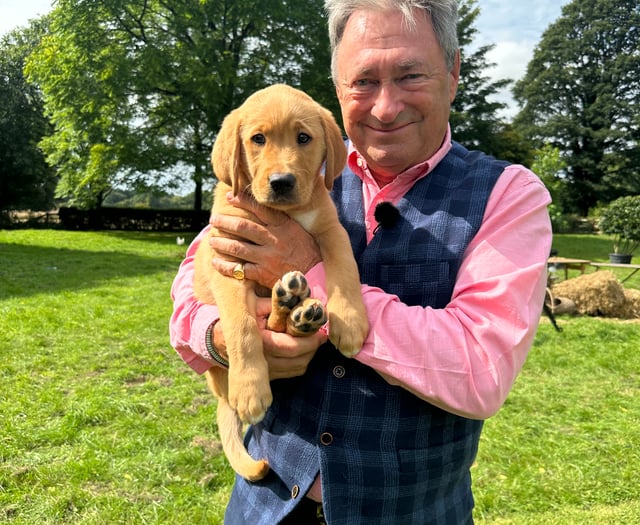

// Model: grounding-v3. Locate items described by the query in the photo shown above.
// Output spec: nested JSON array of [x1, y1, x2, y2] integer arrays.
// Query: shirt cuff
[[182, 304, 220, 374]]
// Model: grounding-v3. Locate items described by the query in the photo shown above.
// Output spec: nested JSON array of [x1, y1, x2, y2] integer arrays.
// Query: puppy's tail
[[217, 398, 270, 481]]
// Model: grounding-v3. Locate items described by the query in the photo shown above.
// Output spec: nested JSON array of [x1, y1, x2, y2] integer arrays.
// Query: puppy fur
[[193, 84, 369, 481]]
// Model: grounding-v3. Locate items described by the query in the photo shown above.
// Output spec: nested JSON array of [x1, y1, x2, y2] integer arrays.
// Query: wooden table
[[590, 262, 640, 283], [547, 257, 591, 280]]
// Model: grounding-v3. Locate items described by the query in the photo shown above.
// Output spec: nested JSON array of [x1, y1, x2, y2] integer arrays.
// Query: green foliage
[[531, 145, 567, 198], [25, 0, 333, 210], [531, 144, 568, 232], [0, 22, 57, 211], [18, 0, 541, 210], [103, 187, 210, 209], [513, 0, 640, 215], [451, 0, 517, 159], [1, 230, 639, 524], [598, 195, 640, 254]]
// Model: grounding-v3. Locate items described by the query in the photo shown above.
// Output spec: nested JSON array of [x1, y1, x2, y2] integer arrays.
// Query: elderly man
[[170, 0, 552, 523]]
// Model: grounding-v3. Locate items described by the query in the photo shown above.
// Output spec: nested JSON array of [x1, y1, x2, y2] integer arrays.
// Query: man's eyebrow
[[351, 59, 424, 78], [397, 59, 423, 70], [355, 66, 374, 76]]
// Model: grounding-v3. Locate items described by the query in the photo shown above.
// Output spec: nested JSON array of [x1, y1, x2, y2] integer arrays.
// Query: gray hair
[[325, 0, 459, 81]]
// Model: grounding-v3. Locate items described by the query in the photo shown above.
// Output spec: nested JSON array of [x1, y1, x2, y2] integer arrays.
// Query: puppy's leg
[[315, 229, 369, 357], [214, 274, 272, 424], [206, 368, 270, 481]]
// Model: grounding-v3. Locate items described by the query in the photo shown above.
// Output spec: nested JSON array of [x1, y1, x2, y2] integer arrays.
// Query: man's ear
[[449, 49, 461, 103]]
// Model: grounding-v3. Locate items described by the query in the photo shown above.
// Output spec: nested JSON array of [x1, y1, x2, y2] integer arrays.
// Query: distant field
[[1, 230, 638, 524]]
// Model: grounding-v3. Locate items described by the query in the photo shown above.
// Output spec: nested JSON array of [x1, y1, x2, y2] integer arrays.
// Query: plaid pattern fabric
[[342, 142, 508, 308], [226, 349, 482, 525], [224, 143, 507, 524]]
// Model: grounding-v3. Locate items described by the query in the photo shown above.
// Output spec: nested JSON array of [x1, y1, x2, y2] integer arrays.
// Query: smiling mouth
[[367, 122, 412, 133]]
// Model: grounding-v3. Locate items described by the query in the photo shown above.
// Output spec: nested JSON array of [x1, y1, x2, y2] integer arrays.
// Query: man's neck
[[371, 170, 397, 188]]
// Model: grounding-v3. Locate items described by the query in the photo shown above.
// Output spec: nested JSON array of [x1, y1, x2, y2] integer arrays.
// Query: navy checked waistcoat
[[224, 142, 507, 525]]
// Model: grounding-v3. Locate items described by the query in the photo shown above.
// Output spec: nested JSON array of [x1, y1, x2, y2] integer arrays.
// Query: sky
[[1, 0, 571, 120]]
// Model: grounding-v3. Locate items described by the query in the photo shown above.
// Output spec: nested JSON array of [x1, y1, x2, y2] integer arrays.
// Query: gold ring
[[232, 263, 245, 280]]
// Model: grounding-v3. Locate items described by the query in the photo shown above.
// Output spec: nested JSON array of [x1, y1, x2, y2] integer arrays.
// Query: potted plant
[[598, 195, 640, 264]]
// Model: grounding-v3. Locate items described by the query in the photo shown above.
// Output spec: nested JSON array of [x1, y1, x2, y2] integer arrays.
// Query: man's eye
[[298, 133, 311, 144], [400, 74, 427, 86], [251, 134, 266, 145]]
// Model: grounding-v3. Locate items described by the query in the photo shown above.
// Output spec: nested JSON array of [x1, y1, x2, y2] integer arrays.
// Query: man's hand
[[212, 297, 326, 380], [209, 191, 322, 289]]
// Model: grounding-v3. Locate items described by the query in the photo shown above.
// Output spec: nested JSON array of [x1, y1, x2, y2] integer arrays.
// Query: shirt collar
[[347, 125, 453, 187]]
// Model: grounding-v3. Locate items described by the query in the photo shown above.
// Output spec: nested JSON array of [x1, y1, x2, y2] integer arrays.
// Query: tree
[[26, 0, 333, 210], [0, 21, 56, 212], [451, 0, 517, 159], [530, 144, 568, 231], [513, 0, 640, 215]]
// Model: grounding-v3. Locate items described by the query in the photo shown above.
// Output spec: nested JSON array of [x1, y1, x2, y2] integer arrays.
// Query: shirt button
[[333, 365, 345, 378], [320, 432, 334, 446], [291, 485, 300, 499]]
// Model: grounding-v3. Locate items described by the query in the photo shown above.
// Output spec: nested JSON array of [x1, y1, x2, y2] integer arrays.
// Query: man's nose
[[370, 83, 403, 123]]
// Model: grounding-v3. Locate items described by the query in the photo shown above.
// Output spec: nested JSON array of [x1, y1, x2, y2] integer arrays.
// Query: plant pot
[[609, 253, 632, 264]]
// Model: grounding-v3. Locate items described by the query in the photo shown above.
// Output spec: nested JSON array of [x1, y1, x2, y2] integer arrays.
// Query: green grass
[[0, 230, 234, 524], [1, 230, 639, 524], [550, 233, 640, 287], [475, 317, 640, 524]]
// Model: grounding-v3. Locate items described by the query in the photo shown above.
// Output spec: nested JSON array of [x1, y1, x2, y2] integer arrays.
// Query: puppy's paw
[[269, 271, 316, 333], [228, 369, 273, 424], [287, 297, 327, 336], [273, 271, 311, 311], [327, 303, 369, 358]]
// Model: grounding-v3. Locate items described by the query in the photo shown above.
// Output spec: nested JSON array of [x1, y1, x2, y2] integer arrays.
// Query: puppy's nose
[[269, 173, 296, 195]]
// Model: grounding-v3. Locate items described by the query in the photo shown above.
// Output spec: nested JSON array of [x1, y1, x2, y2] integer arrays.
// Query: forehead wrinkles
[[355, 56, 424, 75], [338, 14, 429, 76]]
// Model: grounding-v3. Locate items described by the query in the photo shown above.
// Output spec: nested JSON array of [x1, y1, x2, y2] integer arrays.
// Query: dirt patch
[[552, 271, 640, 319]]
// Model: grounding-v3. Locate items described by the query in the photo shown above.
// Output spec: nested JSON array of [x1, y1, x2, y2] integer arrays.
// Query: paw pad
[[274, 271, 311, 310], [290, 298, 327, 334]]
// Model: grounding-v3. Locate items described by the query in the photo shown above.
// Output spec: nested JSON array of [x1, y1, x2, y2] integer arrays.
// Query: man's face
[[335, 8, 459, 180]]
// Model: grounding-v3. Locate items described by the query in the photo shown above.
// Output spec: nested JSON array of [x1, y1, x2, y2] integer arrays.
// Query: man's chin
[[364, 145, 407, 172]]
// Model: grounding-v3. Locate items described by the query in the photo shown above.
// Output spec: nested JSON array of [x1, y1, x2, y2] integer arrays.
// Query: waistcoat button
[[291, 485, 300, 499], [332, 365, 345, 378], [320, 432, 333, 446]]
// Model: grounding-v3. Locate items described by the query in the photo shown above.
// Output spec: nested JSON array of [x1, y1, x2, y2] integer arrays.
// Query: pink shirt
[[169, 128, 552, 420]]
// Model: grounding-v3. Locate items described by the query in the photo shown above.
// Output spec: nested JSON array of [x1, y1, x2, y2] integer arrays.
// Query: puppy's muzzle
[[269, 173, 296, 197]]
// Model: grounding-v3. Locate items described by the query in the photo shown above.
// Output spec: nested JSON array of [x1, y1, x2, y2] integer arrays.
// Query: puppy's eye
[[251, 134, 266, 145], [297, 133, 311, 144]]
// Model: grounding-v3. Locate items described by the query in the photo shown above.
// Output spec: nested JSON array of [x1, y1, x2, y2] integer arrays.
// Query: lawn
[[1, 230, 638, 524]]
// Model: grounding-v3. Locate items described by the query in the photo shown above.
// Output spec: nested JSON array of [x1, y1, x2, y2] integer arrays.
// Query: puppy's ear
[[211, 109, 250, 195], [319, 107, 347, 190]]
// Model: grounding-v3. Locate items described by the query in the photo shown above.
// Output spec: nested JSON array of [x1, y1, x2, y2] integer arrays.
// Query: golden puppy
[[194, 84, 369, 481]]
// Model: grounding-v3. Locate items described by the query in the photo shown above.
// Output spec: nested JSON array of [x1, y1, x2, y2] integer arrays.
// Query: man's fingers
[[263, 330, 327, 358], [256, 297, 272, 318], [209, 235, 256, 262], [227, 191, 288, 226], [209, 214, 266, 245], [210, 257, 257, 282]]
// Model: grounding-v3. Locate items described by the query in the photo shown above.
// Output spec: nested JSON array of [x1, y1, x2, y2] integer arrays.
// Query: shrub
[[598, 195, 640, 254]]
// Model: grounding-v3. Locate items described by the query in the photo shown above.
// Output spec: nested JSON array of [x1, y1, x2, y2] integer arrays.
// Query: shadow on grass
[[0, 243, 181, 298], [90, 230, 199, 245]]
